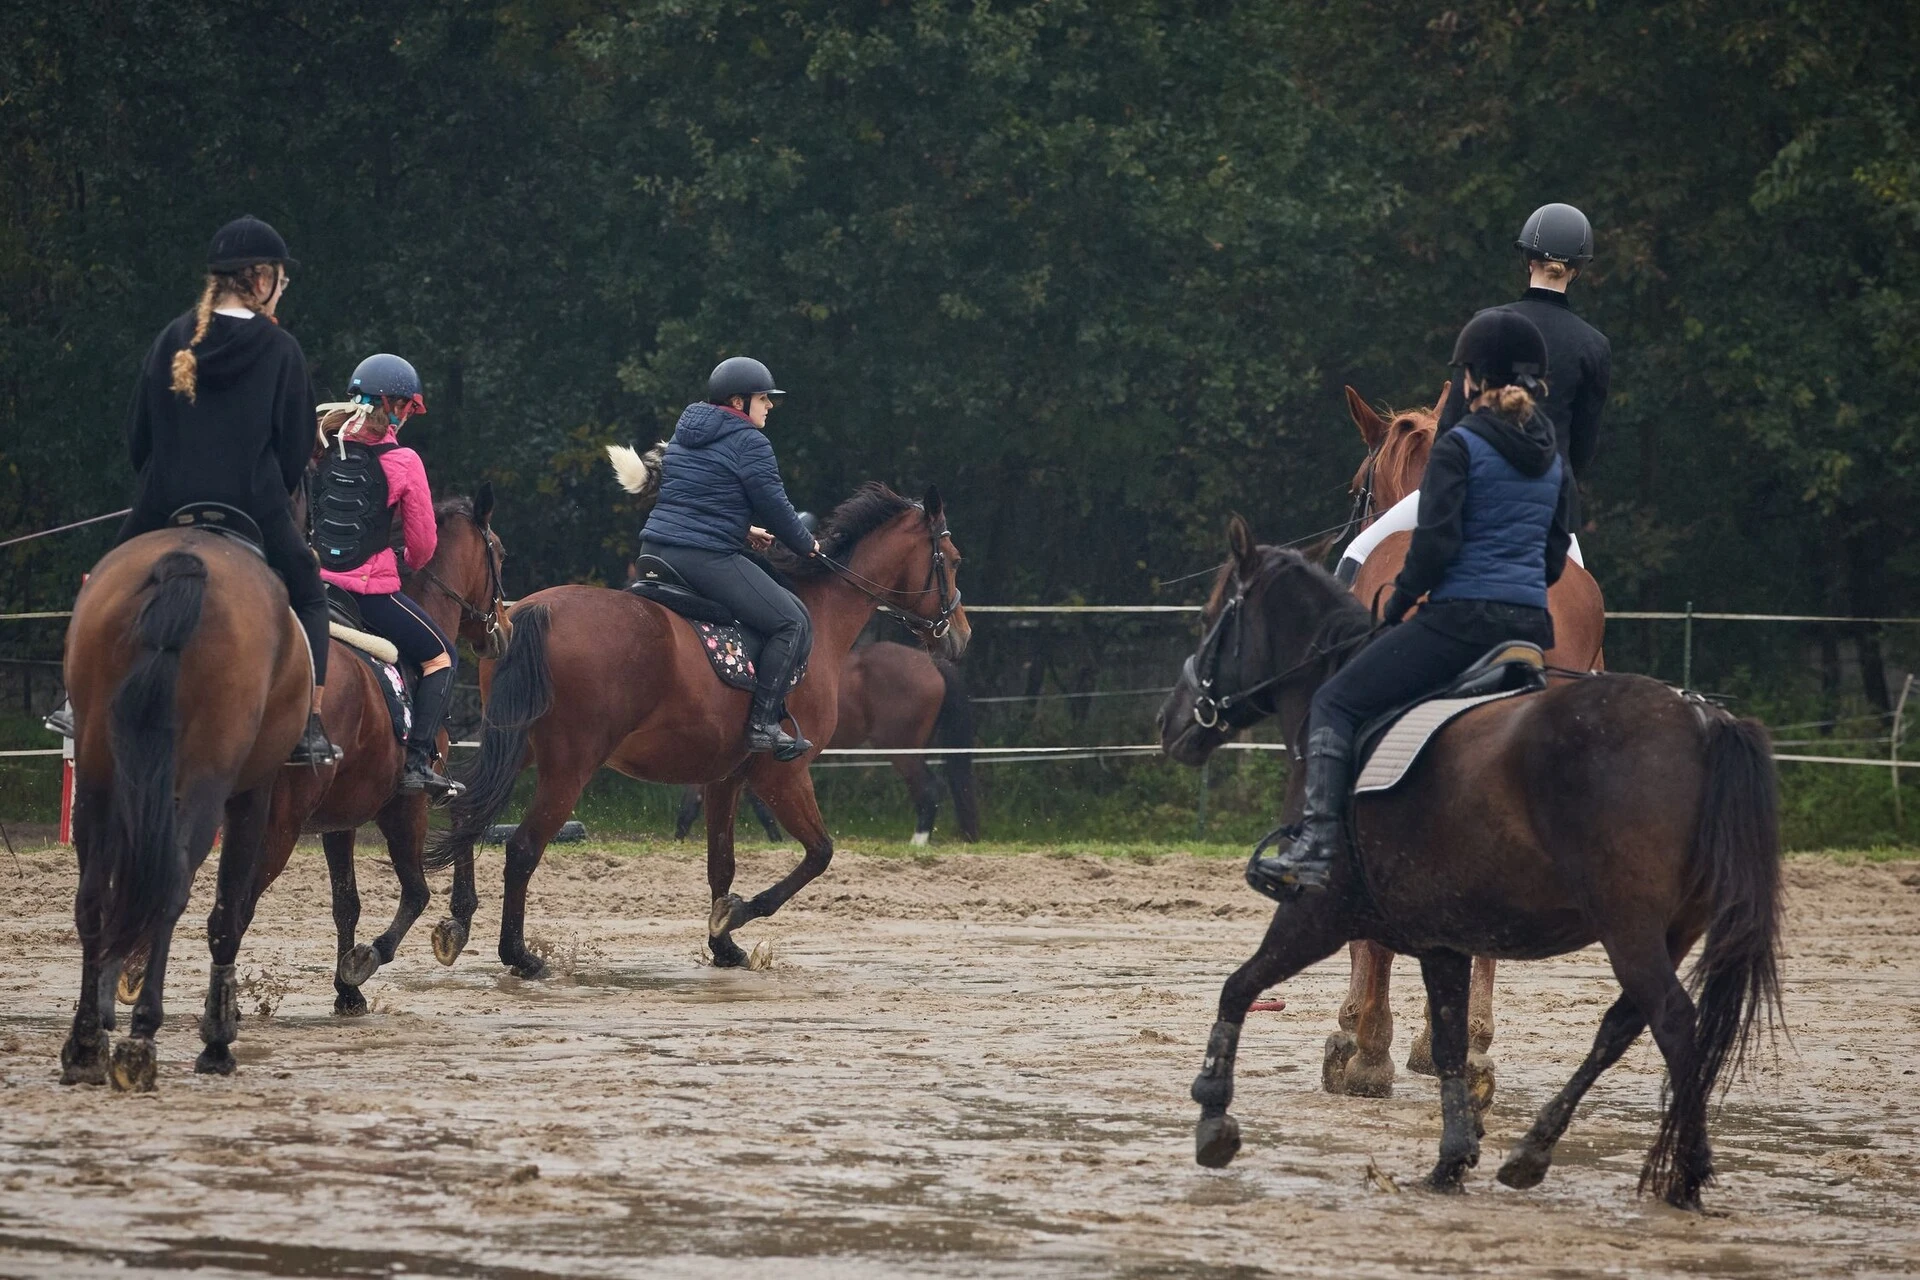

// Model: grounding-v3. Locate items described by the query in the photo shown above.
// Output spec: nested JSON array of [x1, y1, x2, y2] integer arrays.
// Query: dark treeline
[[5, 1, 1918, 705]]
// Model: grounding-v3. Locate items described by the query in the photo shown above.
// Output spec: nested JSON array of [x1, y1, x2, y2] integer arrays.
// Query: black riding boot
[[745, 679, 811, 762], [1246, 726, 1352, 899], [43, 694, 74, 738], [398, 666, 462, 796], [288, 712, 345, 767]]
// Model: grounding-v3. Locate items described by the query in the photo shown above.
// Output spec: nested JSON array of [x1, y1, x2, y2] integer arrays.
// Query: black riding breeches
[[1308, 615, 1495, 744], [119, 497, 330, 685], [642, 541, 812, 700], [354, 590, 456, 673]]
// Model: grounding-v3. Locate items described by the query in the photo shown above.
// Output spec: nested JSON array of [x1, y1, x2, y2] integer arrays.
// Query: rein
[[816, 508, 961, 640], [413, 517, 506, 647]]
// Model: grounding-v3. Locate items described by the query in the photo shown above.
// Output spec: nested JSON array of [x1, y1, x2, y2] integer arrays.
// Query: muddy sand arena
[[2, 843, 1917, 1278]]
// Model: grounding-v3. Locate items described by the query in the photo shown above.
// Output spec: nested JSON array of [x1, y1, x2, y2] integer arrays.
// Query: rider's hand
[[810, 537, 821, 557], [747, 526, 774, 552]]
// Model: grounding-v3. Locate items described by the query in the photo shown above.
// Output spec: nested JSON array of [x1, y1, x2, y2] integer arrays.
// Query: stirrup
[[1244, 822, 1334, 901], [287, 714, 344, 768]]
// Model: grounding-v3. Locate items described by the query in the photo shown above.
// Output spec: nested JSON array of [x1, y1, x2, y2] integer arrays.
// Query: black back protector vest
[[311, 441, 398, 572]]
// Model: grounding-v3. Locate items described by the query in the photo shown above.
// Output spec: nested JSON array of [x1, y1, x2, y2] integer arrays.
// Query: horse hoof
[[193, 1043, 236, 1076], [1496, 1143, 1551, 1190], [431, 917, 469, 967], [337, 943, 382, 988], [1344, 1050, 1395, 1099], [116, 963, 145, 1006], [1424, 1165, 1469, 1194], [1406, 1027, 1436, 1077], [709, 933, 749, 969], [708, 893, 746, 938], [1322, 1030, 1357, 1095], [1467, 1051, 1497, 1112], [334, 988, 369, 1018], [59, 1031, 110, 1086], [1195, 1114, 1242, 1168], [509, 956, 550, 981], [109, 1037, 157, 1093]]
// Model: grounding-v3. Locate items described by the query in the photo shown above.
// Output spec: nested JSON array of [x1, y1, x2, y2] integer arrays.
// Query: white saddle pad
[[329, 620, 399, 665], [1353, 689, 1527, 796]]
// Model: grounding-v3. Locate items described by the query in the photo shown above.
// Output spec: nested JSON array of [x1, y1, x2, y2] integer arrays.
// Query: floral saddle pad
[[689, 620, 806, 694]]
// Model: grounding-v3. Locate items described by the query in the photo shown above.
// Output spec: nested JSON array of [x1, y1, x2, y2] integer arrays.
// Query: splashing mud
[[1, 845, 1916, 1277]]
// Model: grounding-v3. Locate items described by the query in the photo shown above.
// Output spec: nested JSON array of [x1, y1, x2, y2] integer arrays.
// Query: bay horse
[[1159, 520, 1780, 1206], [59, 521, 312, 1090], [673, 640, 980, 844], [428, 482, 967, 974], [256, 488, 508, 1015], [1328, 384, 1608, 1107]]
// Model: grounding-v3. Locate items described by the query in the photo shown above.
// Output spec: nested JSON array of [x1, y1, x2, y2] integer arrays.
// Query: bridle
[[1334, 442, 1381, 546], [1184, 585, 1371, 731], [414, 518, 507, 654], [817, 506, 962, 640]]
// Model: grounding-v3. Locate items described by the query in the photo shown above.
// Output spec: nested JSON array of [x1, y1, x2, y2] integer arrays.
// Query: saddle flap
[[168, 503, 265, 556]]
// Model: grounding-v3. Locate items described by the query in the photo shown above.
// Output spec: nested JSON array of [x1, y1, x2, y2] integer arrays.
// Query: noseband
[[1184, 587, 1371, 731]]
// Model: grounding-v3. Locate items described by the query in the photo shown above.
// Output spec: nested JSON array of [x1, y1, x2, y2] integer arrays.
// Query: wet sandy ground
[[1, 842, 1918, 1278]]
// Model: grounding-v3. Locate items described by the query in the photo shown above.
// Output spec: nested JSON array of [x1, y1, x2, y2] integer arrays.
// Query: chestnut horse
[[253, 488, 509, 1015], [674, 640, 980, 844], [1161, 522, 1780, 1207], [1326, 384, 1608, 1108], [429, 482, 967, 973], [59, 524, 311, 1090]]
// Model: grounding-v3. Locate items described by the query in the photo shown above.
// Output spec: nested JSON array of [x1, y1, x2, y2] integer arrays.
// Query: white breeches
[[1337, 490, 1584, 569]]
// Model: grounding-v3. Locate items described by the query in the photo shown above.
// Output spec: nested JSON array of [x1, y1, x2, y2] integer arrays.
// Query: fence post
[[1195, 759, 1209, 840], [1682, 600, 1694, 691], [1893, 673, 1913, 832]]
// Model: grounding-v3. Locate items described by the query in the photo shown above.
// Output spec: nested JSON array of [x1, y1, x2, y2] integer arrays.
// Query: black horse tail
[[86, 551, 207, 961], [933, 657, 979, 841], [425, 604, 552, 871], [1645, 711, 1784, 1196]]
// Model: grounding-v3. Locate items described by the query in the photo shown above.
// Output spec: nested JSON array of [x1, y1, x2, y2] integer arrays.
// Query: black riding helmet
[[1450, 308, 1550, 393], [1515, 202, 1593, 266], [707, 356, 784, 404], [208, 215, 298, 271], [349, 353, 427, 416]]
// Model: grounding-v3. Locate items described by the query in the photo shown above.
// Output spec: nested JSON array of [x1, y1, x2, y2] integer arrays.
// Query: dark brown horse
[[1328, 384, 1609, 1107], [250, 489, 508, 1015], [429, 483, 968, 973], [1159, 520, 1780, 1206], [59, 525, 312, 1090], [674, 639, 979, 844]]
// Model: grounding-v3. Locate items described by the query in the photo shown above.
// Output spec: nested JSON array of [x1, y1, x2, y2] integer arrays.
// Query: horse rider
[[312, 354, 463, 796], [1248, 308, 1575, 898], [89, 215, 340, 765], [638, 356, 821, 761], [1337, 202, 1611, 583]]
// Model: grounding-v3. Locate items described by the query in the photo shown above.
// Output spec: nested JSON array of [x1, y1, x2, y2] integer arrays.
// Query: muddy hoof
[[337, 943, 382, 988], [1425, 1164, 1469, 1194], [431, 917, 469, 967], [334, 987, 369, 1017], [708, 893, 747, 938], [1322, 1030, 1356, 1095], [193, 1043, 236, 1076], [1195, 1113, 1242, 1168], [709, 933, 749, 969], [508, 955, 550, 981], [1496, 1142, 1551, 1190], [1344, 1052, 1395, 1099], [1467, 1051, 1497, 1113], [59, 1030, 110, 1086], [1406, 1027, 1436, 1077], [109, 1036, 157, 1093]]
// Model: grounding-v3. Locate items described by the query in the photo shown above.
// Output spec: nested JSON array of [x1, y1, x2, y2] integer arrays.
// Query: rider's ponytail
[[170, 268, 263, 403], [1476, 384, 1538, 424], [607, 441, 668, 504]]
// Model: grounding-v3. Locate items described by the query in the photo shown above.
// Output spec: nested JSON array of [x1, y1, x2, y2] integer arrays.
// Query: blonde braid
[[1475, 384, 1538, 423], [169, 276, 220, 401]]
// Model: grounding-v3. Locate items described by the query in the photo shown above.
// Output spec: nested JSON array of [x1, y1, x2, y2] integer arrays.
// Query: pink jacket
[[318, 428, 438, 595]]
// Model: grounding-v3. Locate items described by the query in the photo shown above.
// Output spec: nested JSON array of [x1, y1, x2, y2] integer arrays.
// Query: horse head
[[414, 481, 510, 659], [781, 482, 970, 661], [1344, 383, 1447, 515], [1158, 514, 1371, 767]]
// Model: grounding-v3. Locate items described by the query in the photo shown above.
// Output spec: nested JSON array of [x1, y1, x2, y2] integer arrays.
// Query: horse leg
[[61, 793, 114, 1084], [431, 836, 480, 967], [710, 763, 834, 945], [1193, 902, 1349, 1168], [897, 757, 937, 846], [702, 774, 750, 968], [195, 785, 273, 1076], [361, 795, 432, 973], [1609, 930, 1715, 1208], [1465, 955, 1498, 1110], [323, 830, 369, 1014], [674, 785, 702, 841], [497, 760, 593, 980], [1327, 940, 1397, 1097], [1417, 949, 1480, 1192], [748, 790, 783, 842], [1497, 994, 1647, 1190]]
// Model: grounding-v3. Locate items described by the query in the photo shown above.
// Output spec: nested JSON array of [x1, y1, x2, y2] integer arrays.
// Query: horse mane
[[769, 482, 916, 580], [434, 496, 474, 522]]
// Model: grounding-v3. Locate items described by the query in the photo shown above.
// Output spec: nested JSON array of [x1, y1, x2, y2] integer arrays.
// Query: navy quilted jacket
[[640, 402, 814, 555]]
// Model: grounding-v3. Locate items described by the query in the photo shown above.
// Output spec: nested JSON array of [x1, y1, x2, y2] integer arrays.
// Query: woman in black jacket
[[114, 215, 339, 764]]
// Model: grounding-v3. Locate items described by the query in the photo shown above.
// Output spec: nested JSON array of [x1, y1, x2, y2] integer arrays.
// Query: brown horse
[[1326, 384, 1608, 1107], [248, 488, 509, 1015], [675, 639, 979, 844], [59, 524, 311, 1090], [429, 483, 967, 973], [1161, 521, 1780, 1207]]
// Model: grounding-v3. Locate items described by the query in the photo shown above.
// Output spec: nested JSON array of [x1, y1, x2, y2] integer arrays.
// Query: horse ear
[[1226, 514, 1259, 577], [921, 485, 943, 522], [1432, 379, 1452, 420], [474, 480, 495, 527], [1345, 385, 1389, 450]]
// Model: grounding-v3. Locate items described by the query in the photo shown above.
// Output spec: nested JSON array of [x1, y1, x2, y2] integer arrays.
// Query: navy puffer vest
[[1428, 427, 1563, 609]]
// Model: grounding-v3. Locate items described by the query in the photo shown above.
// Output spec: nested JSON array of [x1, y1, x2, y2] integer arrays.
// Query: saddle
[[1351, 641, 1547, 796], [167, 503, 265, 559], [626, 554, 805, 694], [325, 585, 412, 741]]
